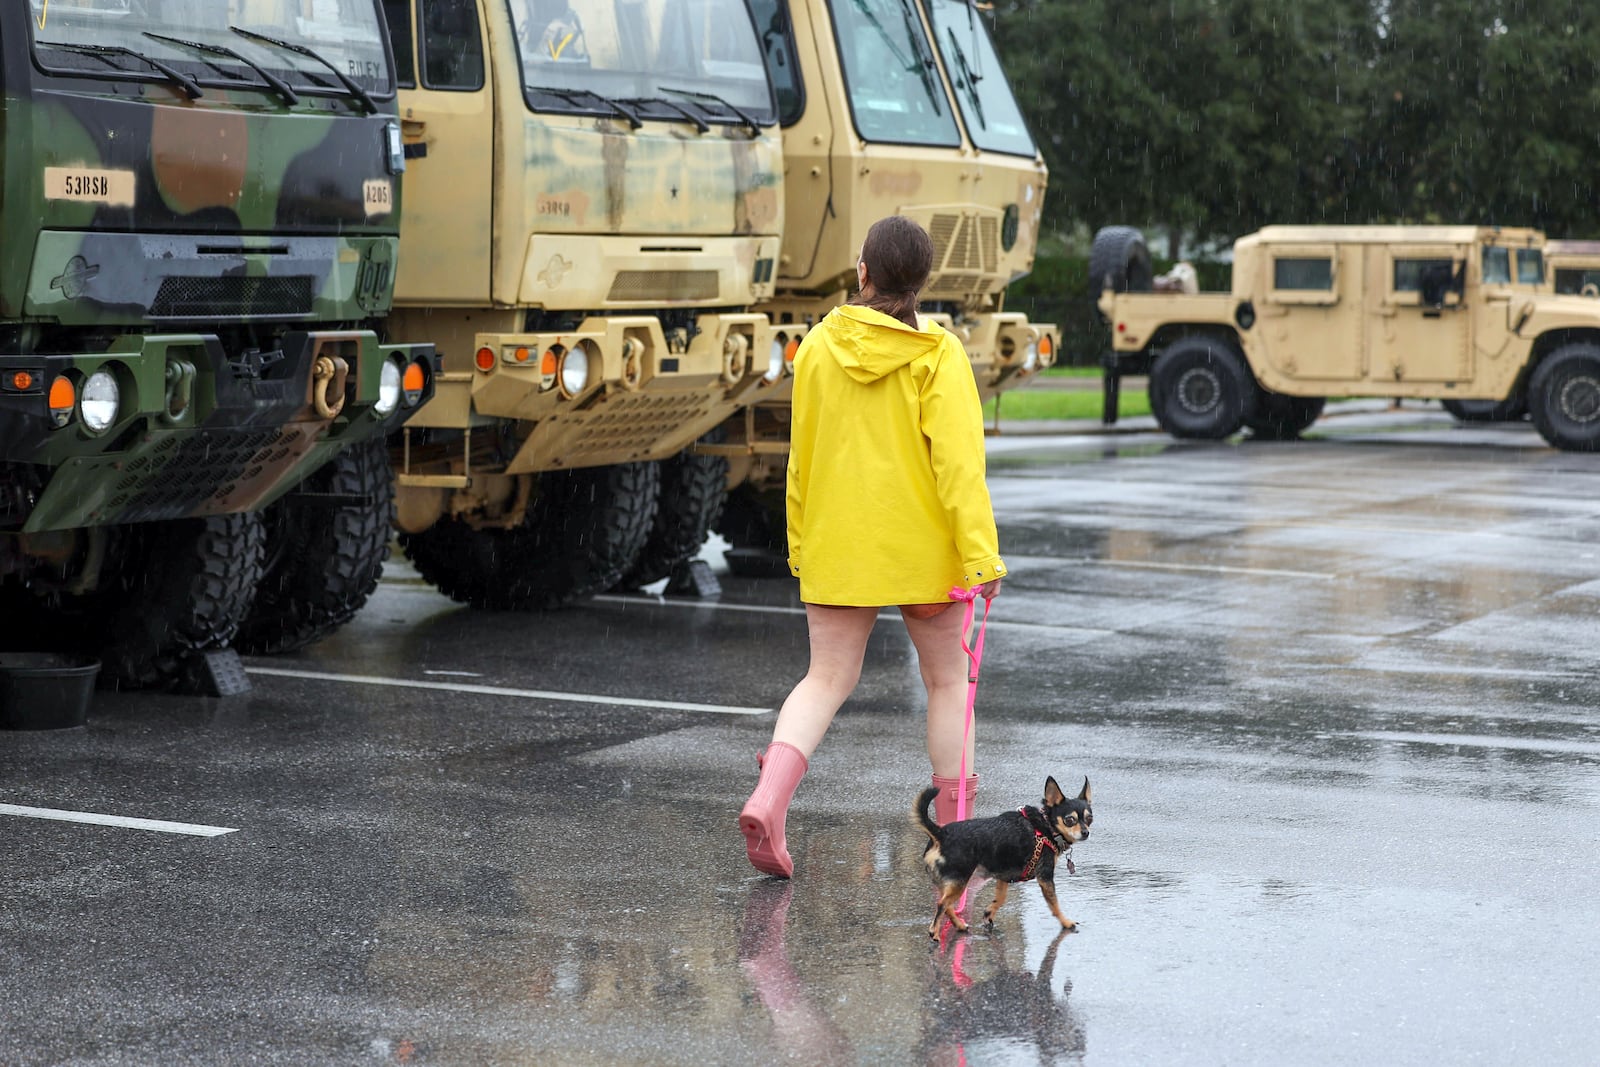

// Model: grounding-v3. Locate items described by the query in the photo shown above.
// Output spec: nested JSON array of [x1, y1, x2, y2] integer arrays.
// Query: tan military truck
[[1093, 224, 1600, 450], [709, 0, 1059, 572], [381, 0, 783, 606]]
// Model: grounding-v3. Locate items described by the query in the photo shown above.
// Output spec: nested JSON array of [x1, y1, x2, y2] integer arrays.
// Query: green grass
[[983, 381, 1152, 422]]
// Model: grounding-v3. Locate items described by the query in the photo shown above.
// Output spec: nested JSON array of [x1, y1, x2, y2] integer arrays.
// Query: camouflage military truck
[[1093, 224, 1600, 451], [381, 0, 783, 607], [0, 0, 436, 688], [708, 0, 1058, 574]]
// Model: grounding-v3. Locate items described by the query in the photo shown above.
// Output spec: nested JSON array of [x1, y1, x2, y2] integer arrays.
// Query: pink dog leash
[[947, 585, 993, 823]]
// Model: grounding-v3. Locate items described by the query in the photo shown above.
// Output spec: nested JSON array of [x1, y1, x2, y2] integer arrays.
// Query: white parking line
[[590, 595, 1116, 637], [1342, 730, 1600, 757], [0, 803, 237, 837], [246, 667, 771, 715]]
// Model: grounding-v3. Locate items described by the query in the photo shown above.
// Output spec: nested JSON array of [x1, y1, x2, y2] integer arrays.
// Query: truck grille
[[151, 275, 315, 318], [924, 212, 1001, 295]]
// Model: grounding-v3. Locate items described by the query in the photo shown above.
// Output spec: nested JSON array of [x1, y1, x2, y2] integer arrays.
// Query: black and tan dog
[[916, 776, 1092, 937]]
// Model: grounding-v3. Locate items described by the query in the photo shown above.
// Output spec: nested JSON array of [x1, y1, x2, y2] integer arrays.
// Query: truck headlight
[[559, 347, 590, 397], [376, 358, 402, 415], [81, 368, 119, 432]]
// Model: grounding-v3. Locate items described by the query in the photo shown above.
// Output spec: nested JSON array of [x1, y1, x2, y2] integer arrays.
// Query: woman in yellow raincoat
[[739, 216, 1006, 879]]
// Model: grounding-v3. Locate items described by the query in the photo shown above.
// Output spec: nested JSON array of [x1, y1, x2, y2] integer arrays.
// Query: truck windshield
[[923, 0, 1034, 156], [28, 0, 392, 97], [510, 0, 775, 126], [826, 0, 960, 147]]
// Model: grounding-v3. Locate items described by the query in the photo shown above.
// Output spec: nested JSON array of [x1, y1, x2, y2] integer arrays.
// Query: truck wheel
[[715, 484, 791, 578], [1088, 226, 1154, 321], [1149, 337, 1257, 440], [235, 436, 395, 655], [97, 514, 267, 689], [1441, 397, 1527, 422], [614, 432, 728, 590], [1530, 344, 1600, 450], [401, 461, 659, 609], [1245, 391, 1325, 440]]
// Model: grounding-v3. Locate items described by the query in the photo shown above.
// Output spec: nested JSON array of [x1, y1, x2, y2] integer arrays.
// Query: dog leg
[[982, 880, 1010, 926], [1037, 878, 1077, 931], [927, 882, 971, 938]]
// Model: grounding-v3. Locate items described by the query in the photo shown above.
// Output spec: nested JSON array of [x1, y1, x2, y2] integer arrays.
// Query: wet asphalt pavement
[[5, 403, 1600, 1065]]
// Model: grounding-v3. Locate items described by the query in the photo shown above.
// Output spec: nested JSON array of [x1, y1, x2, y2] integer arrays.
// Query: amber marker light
[[474, 347, 496, 372], [784, 337, 800, 364], [47, 376, 76, 427], [402, 360, 426, 406], [11, 371, 33, 391], [512, 346, 531, 364], [1039, 335, 1055, 363], [539, 349, 558, 391]]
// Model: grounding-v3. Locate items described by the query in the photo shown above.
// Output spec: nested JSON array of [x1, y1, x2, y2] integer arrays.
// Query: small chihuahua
[[916, 776, 1092, 938]]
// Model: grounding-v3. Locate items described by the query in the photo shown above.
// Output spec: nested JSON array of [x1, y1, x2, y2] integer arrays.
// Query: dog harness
[[1011, 806, 1061, 883]]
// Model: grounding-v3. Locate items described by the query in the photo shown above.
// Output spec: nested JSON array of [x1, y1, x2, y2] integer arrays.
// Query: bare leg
[[770, 605, 879, 758], [901, 603, 973, 779]]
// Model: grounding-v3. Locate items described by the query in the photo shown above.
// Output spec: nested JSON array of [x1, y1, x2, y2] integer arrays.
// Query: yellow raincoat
[[786, 304, 1007, 605]]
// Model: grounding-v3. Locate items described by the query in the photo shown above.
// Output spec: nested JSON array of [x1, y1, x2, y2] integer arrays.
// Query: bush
[[1004, 253, 1231, 368]]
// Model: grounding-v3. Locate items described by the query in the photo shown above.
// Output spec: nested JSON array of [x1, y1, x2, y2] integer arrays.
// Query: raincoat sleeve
[[920, 336, 1007, 587], [785, 447, 803, 578]]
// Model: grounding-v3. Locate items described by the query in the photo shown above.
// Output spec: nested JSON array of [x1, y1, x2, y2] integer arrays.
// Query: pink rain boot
[[740, 742, 809, 878], [931, 773, 979, 825]]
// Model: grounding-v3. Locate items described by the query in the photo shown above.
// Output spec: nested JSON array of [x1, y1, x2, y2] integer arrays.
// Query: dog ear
[[1043, 776, 1065, 806], [1078, 777, 1092, 804]]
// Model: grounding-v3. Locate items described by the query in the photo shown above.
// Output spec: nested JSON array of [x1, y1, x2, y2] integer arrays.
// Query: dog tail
[[915, 786, 943, 843]]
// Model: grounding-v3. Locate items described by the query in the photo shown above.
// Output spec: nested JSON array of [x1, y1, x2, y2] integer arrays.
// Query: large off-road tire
[[1441, 396, 1527, 422], [235, 436, 395, 655], [97, 514, 267, 690], [1529, 344, 1600, 451], [401, 461, 660, 610], [1148, 336, 1257, 440], [1088, 226, 1154, 320], [613, 432, 728, 590], [715, 483, 790, 579], [1245, 391, 1325, 440]]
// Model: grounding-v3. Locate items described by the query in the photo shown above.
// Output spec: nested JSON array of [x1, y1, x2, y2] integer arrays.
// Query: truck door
[[386, 0, 495, 304], [1256, 244, 1363, 381], [1366, 243, 1472, 384]]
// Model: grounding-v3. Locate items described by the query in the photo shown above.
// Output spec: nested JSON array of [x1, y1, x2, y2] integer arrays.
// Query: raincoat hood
[[822, 304, 949, 383]]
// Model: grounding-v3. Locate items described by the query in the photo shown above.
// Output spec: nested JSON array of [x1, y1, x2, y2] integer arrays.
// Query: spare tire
[[1088, 226, 1154, 321]]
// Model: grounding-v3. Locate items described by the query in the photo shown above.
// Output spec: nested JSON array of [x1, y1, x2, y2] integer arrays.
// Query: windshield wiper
[[527, 85, 642, 129], [143, 31, 299, 106], [661, 87, 760, 135], [620, 96, 709, 134], [230, 26, 376, 114], [40, 41, 203, 99], [894, 0, 943, 116], [944, 28, 984, 126]]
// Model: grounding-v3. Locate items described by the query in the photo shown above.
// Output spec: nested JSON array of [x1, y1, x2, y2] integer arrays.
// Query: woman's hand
[[977, 577, 1003, 600]]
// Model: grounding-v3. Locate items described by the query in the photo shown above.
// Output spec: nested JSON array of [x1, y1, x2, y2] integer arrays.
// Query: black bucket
[[0, 653, 101, 730]]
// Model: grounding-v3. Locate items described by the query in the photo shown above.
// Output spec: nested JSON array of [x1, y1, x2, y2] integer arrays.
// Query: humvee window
[[1483, 246, 1512, 285], [1555, 269, 1600, 296], [1517, 249, 1545, 286], [1274, 258, 1333, 291], [1393, 258, 1454, 292]]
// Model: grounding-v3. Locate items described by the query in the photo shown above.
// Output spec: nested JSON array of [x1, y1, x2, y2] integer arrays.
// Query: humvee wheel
[[97, 514, 267, 690], [1441, 397, 1527, 422], [236, 436, 395, 655], [1088, 226, 1154, 321], [716, 484, 790, 578], [1530, 344, 1600, 451], [613, 431, 728, 591], [1245, 391, 1325, 440], [401, 461, 660, 609], [1149, 337, 1257, 440]]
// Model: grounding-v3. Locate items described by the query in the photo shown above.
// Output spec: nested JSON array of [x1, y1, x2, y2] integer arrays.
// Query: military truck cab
[[0, 0, 436, 685], [383, 0, 785, 607], [1094, 224, 1600, 451]]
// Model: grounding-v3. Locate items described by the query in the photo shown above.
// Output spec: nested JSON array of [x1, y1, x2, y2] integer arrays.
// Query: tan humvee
[[1094, 224, 1600, 450]]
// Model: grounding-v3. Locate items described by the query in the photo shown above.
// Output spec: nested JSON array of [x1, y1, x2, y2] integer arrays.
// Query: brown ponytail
[[851, 216, 935, 328]]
